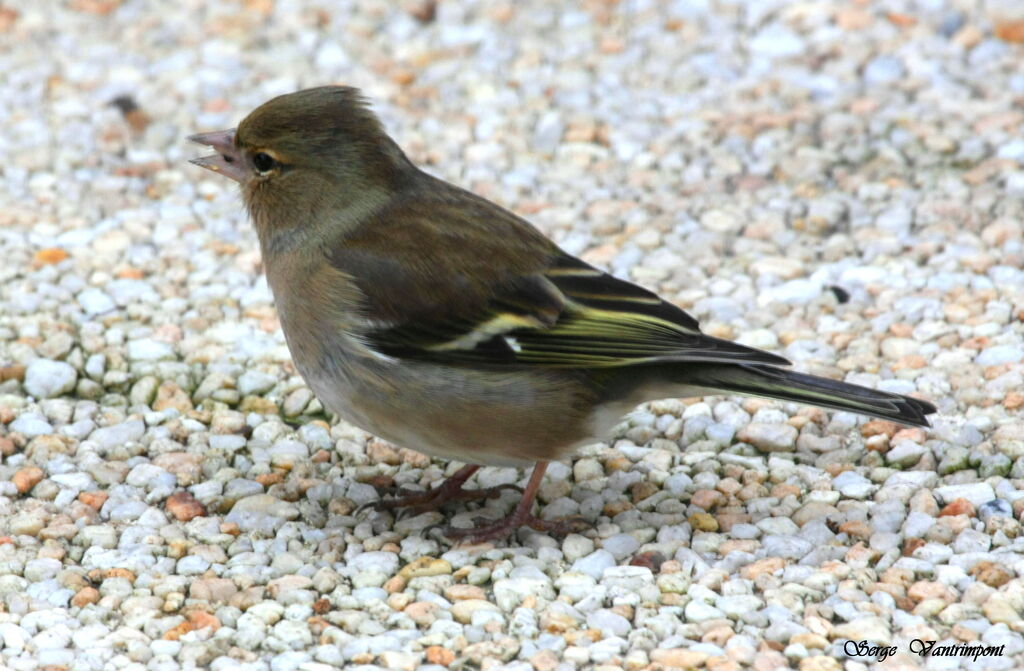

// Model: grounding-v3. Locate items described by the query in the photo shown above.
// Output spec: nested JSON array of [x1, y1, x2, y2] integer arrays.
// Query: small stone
[[153, 381, 193, 413], [9, 413, 53, 437], [691, 489, 724, 510], [176, 555, 211, 576], [13, 467, 44, 494], [79, 491, 109, 510], [129, 375, 158, 406], [749, 257, 805, 280], [24, 359, 77, 399], [34, 247, 69, 265], [444, 584, 486, 601], [861, 420, 899, 438], [189, 577, 238, 603], [562, 534, 595, 562], [269, 439, 309, 469], [799, 657, 841, 671], [77, 288, 116, 315], [938, 446, 970, 474], [970, 561, 1012, 588], [839, 520, 872, 539], [425, 646, 455, 666], [832, 471, 876, 499], [650, 649, 710, 667], [530, 649, 560, 671], [166, 491, 207, 521], [979, 499, 1012, 521], [188, 611, 221, 633], [689, 513, 719, 532], [225, 494, 300, 534], [934, 483, 996, 508], [348, 551, 400, 576], [452, 599, 500, 624], [378, 650, 416, 671], [366, 439, 401, 465], [832, 617, 890, 643], [863, 55, 905, 83], [571, 549, 616, 580], [71, 586, 100, 608], [10, 511, 46, 536], [685, 599, 725, 622], [939, 498, 975, 517], [398, 557, 452, 580], [283, 388, 313, 416], [532, 110, 564, 154], [737, 423, 797, 452], [717, 594, 764, 618], [984, 593, 1021, 625], [953, 528, 991, 554], [976, 345, 1023, 367], [601, 533, 641, 560], [749, 23, 805, 57], [741, 557, 785, 580], [629, 551, 667, 572], [701, 208, 743, 233], [238, 370, 278, 396], [763, 535, 813, 559], [761, 279, 823, 306], [127, 338, 174, 361], [886, 440, 926, 467], [211, 412, 246, 436], [791, 633, 829, 651], [587, 608, 631, 638]]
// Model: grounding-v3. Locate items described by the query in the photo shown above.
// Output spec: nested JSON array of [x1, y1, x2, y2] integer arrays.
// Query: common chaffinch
[[190, 86, 935, 542]]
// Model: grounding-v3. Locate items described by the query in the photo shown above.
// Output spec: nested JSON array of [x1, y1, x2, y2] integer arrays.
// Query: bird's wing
[[327, 188, 789, 369]]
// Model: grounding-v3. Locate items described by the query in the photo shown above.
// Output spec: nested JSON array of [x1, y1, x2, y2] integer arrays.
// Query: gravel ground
[[2, 1, 1024, 670]]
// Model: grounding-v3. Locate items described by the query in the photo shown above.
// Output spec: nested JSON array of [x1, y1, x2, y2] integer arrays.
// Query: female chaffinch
[[191, 86, 935, 542]]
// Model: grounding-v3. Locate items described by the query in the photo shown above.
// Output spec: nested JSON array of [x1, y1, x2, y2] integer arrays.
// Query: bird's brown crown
[[236, 86, 393, 169]]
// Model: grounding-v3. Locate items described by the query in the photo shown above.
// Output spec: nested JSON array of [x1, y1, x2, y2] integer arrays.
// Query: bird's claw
[[436, 513, 589, 543], [357, 481, 522, 519]]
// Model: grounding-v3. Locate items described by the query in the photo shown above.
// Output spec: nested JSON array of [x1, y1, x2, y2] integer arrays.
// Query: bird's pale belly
[[296, 349, 601, 468]]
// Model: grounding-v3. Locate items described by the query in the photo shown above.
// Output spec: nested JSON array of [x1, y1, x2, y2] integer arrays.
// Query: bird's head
[[190, 86, 413, 245]]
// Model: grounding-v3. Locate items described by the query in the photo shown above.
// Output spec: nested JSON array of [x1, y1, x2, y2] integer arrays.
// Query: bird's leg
[[439, 461, 587, 542], [363, 464, 522, 516]]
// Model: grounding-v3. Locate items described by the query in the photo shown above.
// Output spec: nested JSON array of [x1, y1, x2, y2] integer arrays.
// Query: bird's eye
[[252, 152, 277, 173]]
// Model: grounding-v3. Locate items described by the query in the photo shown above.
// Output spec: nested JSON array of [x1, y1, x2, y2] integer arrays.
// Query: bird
[[190, 86, 936, 542]]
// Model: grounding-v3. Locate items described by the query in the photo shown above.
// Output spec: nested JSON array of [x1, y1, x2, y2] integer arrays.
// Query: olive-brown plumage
[[190, 86, 936, 542]]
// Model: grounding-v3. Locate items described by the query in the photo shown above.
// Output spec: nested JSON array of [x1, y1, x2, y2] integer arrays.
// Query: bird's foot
[[437, 512, 588, 543], [358, 464, 521, 518], [429, 460, 587, 542], [369, 483, 523, 518]]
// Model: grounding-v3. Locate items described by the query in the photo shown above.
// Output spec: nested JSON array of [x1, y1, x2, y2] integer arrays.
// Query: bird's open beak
[[188, 129, 247, 183]]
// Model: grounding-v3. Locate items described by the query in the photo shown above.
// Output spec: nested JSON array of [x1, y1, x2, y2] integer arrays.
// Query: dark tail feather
[[674, 363, 937, 427]]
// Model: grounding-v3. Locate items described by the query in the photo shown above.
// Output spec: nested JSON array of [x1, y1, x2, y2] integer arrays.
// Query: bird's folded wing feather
[[326, 190, 789, 369]]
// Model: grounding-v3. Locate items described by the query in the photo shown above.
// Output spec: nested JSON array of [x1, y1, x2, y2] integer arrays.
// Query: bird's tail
[[671, 363, 936, 427]]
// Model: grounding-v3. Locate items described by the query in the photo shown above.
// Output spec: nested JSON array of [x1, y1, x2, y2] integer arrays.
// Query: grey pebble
[[978, 499, 1012, 521], [833, 471, 876, 499], [600, 533, 640, 561], [684, 599, 726, 622], [10, 413, 54, 437], [127, 339, 175, 361], [570, 549, 615, 580], [238, 369, 278, 395], [77, 288, 116, 315], [225, 495, 300, 534], [90, 420, 145, 450], [933, 483, 996, 508], [586, 608, 631, 637], [976, 345, 1023, 367], [24, 359, 77, 399], [738, 423, 797, 452]]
